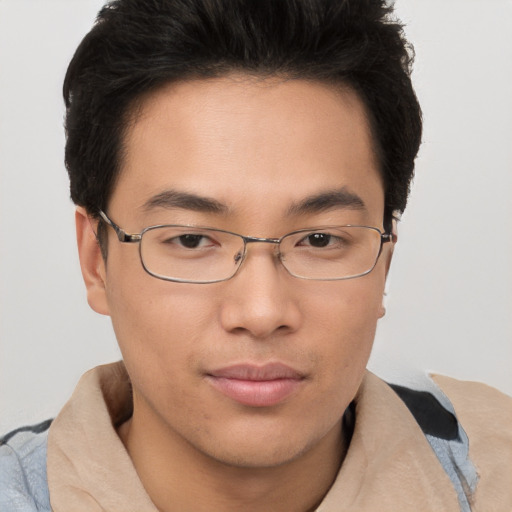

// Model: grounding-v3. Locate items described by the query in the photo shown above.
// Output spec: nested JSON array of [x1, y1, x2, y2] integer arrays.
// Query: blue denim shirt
[[0, 420, 51, 512]]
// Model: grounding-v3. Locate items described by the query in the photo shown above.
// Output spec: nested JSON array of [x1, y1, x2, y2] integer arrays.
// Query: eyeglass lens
[[139, 226, 383, 283]]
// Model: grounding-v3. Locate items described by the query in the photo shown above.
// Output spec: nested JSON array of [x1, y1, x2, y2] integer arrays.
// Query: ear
[[378, 221, 398, 318], [75, 207, 110, 316], [384, 217, 398, 277], [384, 233, 396, 277]]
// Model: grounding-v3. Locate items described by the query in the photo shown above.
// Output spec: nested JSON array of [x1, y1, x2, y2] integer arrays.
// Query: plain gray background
[[1, 0, 511, 434]]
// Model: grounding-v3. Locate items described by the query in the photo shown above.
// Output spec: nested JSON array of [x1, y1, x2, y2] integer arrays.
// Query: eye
[[293, 230, 354, 252], [176, 234, 209, 249], [303, 233, 332, 248], [159, 232, 217, 250], [298, 232, 344, 249]]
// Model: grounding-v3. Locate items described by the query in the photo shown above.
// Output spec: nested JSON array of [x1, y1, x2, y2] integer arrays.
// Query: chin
[[205, 442, 305, 470], [194, 420, 334, 471]]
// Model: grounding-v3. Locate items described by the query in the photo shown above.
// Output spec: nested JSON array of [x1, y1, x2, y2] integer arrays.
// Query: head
[[65, 0, 421, 234], [68, 0, 421, 472]]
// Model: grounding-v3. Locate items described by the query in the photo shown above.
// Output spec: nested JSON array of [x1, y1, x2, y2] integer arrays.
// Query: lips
[[206, 363, 305, 407]]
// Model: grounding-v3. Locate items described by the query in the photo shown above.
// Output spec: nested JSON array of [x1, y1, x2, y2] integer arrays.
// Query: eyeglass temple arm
[[98, 210, 141, 243]]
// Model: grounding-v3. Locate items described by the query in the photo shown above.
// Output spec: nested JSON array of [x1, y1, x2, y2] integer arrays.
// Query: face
[[78, 76, 393, 469]]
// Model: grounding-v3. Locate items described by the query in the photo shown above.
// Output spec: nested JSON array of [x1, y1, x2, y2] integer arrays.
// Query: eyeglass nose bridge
[[244, 235, 281, 244], [234, 235, 283, 267]]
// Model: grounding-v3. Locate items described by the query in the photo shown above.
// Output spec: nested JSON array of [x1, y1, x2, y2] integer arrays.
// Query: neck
[[118, 403, 348, 512]]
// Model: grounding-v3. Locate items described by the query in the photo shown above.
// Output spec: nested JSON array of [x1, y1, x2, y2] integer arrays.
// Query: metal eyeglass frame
[[98, 210, 393, 283]]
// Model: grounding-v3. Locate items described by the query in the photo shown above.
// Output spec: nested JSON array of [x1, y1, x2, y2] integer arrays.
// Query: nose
[[219, 244, 302, 339]]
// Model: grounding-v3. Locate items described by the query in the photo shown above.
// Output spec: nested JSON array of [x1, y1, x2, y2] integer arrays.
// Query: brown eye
[[305, 233, 331, 248], [177, 234, 205, 249]]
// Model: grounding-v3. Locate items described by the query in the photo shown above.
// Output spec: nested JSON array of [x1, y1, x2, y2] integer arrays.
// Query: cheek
[[106, 279, 218, 423], [305, 274, 385, 387], [306, 271, 384, 337], [104, 253, 217, 377]]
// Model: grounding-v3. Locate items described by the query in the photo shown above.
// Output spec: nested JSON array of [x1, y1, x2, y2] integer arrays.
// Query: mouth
[[206, 363, 305, 407]]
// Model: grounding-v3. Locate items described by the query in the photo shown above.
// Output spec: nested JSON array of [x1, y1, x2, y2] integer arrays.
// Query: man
[[1, 0, 511, 511]]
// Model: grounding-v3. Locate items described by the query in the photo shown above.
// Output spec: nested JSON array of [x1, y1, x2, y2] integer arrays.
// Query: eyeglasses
[[99, 210, 392, 284]]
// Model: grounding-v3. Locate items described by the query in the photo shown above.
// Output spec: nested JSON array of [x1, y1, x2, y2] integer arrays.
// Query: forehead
[[111, 75, 384, 228]]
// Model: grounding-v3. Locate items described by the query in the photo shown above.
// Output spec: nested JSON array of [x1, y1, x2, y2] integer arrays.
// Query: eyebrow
[[286, 188, 366, 216], [141, 190, 229, 214], [141, 187, 365, 217]]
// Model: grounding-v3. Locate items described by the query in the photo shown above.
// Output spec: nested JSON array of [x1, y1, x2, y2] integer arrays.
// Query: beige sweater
[[47, 362, 512, 511]]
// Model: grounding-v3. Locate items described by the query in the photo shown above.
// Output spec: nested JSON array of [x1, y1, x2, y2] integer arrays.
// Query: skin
[[76, 75, 394, 512]]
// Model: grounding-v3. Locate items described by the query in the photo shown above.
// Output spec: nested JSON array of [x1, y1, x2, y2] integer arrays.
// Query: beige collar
[[48, 362, 458, 511]]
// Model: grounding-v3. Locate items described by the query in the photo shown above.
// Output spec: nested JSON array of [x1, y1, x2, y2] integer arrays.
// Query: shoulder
[[431, 374, 512, 425], [0, 419, 52, 512], [432, 375, 512, 511]]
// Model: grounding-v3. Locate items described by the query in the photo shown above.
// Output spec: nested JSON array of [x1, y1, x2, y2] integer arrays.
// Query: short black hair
[[64, 0, 422, 231]]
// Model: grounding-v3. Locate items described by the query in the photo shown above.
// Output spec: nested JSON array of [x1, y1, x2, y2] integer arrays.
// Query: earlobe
[[378, 290, 387, 318], [75, 207, 110, 316]]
